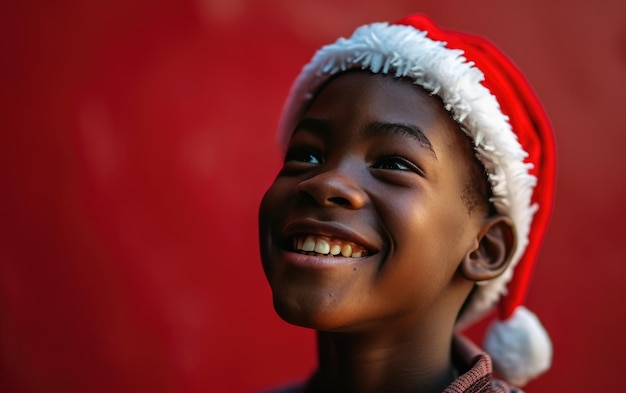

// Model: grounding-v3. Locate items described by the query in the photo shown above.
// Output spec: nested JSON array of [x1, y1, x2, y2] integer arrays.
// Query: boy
[[258, 14, 555, 393]]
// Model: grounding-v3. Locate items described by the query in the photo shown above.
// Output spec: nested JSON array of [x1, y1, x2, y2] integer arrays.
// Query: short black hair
[[454, 121, 495, 217]]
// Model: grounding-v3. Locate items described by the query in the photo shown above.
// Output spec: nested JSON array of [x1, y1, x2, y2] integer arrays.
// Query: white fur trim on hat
[[278, 22, 537, 327], [484, 306, 553, 386]]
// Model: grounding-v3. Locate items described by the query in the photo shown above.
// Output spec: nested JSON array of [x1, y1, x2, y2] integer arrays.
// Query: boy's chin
[[272, 295, 361, 332]]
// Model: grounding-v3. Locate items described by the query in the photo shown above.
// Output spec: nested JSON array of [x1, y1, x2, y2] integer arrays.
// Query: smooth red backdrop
[[1, 1, 625, 392]]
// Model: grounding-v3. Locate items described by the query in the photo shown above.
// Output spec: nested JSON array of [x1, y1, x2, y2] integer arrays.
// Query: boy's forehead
[[310, 70, 433, 102], [305, 71, 449, 123], [292, 71, 476, 168], [301, 71, 460, 144]]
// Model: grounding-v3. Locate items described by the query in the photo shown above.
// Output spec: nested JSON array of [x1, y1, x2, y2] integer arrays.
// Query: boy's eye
[[371, 156, 426, 177], [284, 147, 323, 165], [372, 156, 415, 171]]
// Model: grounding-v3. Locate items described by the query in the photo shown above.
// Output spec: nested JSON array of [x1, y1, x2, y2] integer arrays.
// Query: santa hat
[[277, 14, 556, 386]]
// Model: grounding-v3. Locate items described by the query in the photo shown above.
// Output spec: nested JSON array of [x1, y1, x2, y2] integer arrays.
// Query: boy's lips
[[279, 219, 380, 259]]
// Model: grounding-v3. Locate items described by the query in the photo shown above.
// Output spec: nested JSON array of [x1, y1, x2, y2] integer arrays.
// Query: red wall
[[1, 1, 625, 392]]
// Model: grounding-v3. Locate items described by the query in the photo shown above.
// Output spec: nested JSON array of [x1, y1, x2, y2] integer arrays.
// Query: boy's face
[[259, 71, 484, 332]]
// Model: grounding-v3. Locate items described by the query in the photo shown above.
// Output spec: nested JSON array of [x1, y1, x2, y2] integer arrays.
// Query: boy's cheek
[[259, 186, 280, 225], [258, 181, 290, 264], [260, 178, 295, 216]]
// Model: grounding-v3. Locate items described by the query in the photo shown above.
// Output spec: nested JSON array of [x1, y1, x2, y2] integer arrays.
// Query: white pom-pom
[[484, 306, 552, 386]]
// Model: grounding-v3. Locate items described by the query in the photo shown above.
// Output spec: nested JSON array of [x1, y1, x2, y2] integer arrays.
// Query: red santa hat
[[277, 14, 556, 387]]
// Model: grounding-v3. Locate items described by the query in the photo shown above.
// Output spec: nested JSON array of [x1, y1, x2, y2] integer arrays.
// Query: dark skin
[[259, 71, 516, 393]]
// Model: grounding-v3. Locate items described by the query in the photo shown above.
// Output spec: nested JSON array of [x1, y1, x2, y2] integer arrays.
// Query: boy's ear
[[461, 215, 517, 282]]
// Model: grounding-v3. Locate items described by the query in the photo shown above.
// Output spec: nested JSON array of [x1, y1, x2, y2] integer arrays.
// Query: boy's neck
[[308, 320, 457, 393]]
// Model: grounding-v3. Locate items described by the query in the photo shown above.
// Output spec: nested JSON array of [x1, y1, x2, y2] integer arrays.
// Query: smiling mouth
[[291, 235, 370, 258]]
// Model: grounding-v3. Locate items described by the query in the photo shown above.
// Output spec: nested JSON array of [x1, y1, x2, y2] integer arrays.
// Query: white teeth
[[340, 244, 352, 257], [294, 235, 367, 258], [314, 239, 330, 254], [302, 236, 316, 252]]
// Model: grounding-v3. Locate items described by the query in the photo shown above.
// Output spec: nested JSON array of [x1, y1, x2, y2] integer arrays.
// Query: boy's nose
[[296, 170, 368, 209]]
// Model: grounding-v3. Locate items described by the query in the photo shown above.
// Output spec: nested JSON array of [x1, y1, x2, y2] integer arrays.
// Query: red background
[[1, 1, 625, 392]]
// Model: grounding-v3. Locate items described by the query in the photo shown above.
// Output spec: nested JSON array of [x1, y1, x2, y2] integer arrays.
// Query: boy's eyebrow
[[293, 118, 332, 135], [293, 118, 437, 159], [364, 121, 437, 159]]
